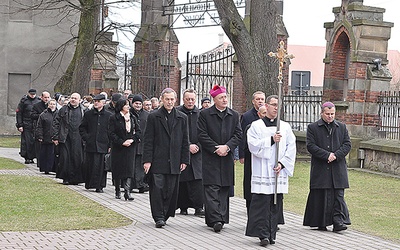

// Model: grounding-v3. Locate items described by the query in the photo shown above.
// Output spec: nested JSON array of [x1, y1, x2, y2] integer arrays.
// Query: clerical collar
[[215, 106, 226, 112], [262, 116, 277, 126]]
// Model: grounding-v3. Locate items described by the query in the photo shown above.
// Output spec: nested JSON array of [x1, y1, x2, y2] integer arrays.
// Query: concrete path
[[0, 147, 399, 249]]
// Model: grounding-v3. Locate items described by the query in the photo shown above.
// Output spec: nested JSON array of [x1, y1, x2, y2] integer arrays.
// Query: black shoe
[[25, 159, 30, 164], [213, 222, 223, 233], [194, 208, 205, 217], [29, 160, 34, 163], [95, 188, 104, 193], [333, 224, 347, 232], [62, 180, 69, 185], [124, 192, 134, 201], [259, 238, 269, 247], [115, 191, 121, 199], [180, 209, 188, 215], [317, 226, 328, 231], [155, 220, 166, 228], [138, 186, 149, 193], [269, 238, 275, 245]]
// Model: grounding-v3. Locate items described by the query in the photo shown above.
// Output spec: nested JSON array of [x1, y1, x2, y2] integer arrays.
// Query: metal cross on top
[[268, 40, 295, 82], [267, 40, 295, 205]]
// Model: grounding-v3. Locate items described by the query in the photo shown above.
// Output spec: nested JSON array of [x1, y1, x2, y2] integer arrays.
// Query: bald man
[[52, 93, 85, 185], [31, 91, 51, 168]]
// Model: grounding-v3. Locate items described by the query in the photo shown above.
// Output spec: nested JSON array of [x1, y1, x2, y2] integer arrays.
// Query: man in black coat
[[176, 89, 204, 217], [197, 85, 242, 233], [52, 92, 86, 185], [31, 91, 51, 168], [303, 101, 352, 232], [238, 91, 265, 213], [79, 94, 112, 193], [16, 89, 41, 164], [142, 88, 190, 228], [130, 94, 150, 193]]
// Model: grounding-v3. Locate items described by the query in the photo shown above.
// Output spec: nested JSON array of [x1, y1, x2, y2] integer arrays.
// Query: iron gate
[[185, 45, 235, 107], [131, 48, 172, 100]]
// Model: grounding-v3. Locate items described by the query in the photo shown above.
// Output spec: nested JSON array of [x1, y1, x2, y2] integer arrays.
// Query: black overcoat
[[35, 108, 57, 144], [306, 119, 351, 189], [79, 107, 112, 154], [131, 108, 149, 155], [197, 105, 242, 186], [177, 105, 202, 181], [142, 107, 190, 175], [108, 112, 141, 179], [52, 104, 85, 143]]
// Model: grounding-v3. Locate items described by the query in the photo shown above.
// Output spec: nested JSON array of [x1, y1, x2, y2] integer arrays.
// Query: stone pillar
[[90, 31, 119, 95], [323, 1, 393, 139], [132, 0, 180, 100]]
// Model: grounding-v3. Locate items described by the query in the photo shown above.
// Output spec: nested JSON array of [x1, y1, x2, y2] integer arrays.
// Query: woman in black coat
[[108, 98, 141, 201], [35, 99, 58, 174]]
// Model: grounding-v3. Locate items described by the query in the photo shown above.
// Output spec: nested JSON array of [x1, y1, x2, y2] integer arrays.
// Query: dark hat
[[128, 94, 135, 99], [201, 97, 211, 104], [93, 94, 106, 101], [209, 85, 226, 98], [28, 88, 37, 94], [111, 93, 122, 102], [132, 94, 143, 103]]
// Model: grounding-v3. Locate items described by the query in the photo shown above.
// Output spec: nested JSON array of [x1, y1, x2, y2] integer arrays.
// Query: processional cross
[[267, 40, 294, 204]]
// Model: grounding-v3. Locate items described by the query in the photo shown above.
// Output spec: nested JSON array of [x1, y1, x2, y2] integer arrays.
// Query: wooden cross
[[268, 40, 295, 82]]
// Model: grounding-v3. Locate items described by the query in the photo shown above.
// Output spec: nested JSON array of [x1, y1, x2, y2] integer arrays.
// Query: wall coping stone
[[360, 138, 400, 154]]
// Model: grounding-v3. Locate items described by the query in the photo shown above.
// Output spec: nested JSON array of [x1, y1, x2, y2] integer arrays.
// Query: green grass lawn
[[0, 157, 25, 170], [0, 135, 20, 148], [0, 174, 131, 231], [235, 161, 400, 243]]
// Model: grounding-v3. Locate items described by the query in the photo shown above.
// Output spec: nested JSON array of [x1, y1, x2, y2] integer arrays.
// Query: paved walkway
[[0, 147, 399, 250]]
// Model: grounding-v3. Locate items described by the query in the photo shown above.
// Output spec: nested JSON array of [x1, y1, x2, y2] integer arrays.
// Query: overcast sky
[[111, 0, 399, 61]]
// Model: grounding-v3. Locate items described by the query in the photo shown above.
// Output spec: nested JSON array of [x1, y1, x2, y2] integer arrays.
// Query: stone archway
[[322, 0, 393, 138]]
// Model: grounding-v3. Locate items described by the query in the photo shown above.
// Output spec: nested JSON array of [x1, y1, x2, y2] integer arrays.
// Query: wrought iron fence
[[377, 91, 400, 140], [283, 91, 323, 131]]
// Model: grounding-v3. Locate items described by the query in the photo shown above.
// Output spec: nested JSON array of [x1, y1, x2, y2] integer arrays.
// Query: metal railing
[[283, 91, 322, 131], [377, 91, 400, 140]]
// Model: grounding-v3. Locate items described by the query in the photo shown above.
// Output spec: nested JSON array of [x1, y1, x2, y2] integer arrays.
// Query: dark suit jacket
[[142, 107, 190, 175]]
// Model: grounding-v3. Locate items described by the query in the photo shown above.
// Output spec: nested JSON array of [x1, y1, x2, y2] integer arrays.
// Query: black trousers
[[204, 185, 230, 226], [177, 179, 204, 210], [149, 173, 180, 222]]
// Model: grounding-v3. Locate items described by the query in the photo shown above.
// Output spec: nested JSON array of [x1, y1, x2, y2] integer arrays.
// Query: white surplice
[[247, 119, 296, 195]]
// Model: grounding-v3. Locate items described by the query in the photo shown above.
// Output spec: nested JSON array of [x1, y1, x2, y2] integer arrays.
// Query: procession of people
[[15, 85, 352, 247]]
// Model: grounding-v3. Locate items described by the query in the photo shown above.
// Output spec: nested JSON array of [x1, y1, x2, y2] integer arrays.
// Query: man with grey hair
[[197, 85, 242, 233], [52, 92, 85, 185], [142, 88, 190, 228]]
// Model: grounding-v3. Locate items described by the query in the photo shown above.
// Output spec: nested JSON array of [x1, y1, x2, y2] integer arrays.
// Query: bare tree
[[5, 0, 140, 95], [213, 0, 279, 107]]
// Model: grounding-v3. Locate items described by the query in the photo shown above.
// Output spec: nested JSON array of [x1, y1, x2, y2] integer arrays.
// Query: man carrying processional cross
[[245, 41, 296, 247]]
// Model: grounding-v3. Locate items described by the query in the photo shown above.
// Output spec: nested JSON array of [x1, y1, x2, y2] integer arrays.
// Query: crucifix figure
[[267, 40, 294, 204], [268, 40, 295, 83]]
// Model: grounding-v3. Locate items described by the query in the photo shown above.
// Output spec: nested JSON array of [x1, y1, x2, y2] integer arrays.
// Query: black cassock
[[56, 107, 84, 184], [245, 118, 283, 242]]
